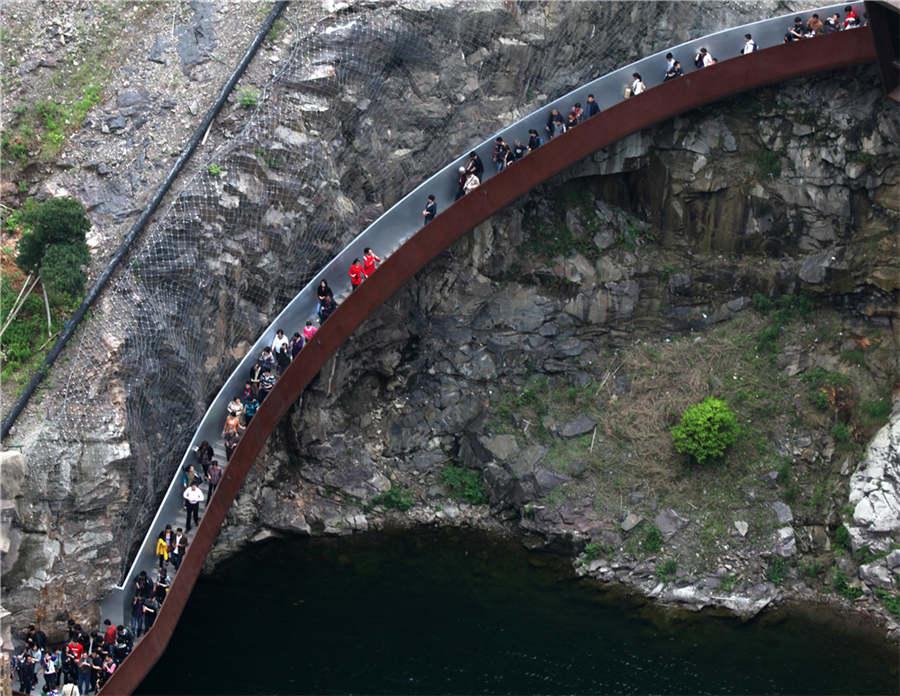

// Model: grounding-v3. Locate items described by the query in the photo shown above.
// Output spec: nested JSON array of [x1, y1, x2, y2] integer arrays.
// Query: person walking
[[784, 16, 805, 42], [243, 395, 259, 424], [319, 295, 336, 322], [630, 73, 646, 96], [224, 428, 241, 459], [130, 593, 144, 637], [316, 280, 334, 317], [170, 528, 187, 570], [303, 320, 318, 342], [43, 651, 59, 690], [183, 482, 204, 532], [290, 331, 304, 358], [512, 140, 527, 161], [362, 248, 381, 277], [463, 171, 480, 195], [466, 151, 484, 179], [77, 654, 92, 696], [492, 137, 511, 172], [742, 33, 757, 54], [527, 129, 541, 151], [422, 194, 437, 225], [585, 94, 600, 118], [61, 681, 81, 696], [545, 108, 565, 138], [155, 534, 169, 570], [565, 110, 578, 131], [208, 460, 222, 500], [454, 166, 467, 200], [348, 258, 365, 291]]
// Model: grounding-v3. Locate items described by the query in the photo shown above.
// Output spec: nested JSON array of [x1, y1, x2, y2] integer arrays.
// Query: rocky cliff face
[[2, 0, 898, 643]]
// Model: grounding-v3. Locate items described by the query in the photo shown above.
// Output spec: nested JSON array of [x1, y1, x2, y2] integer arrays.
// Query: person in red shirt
[[843, 5, 859, 28], [362, 247, 381, 277], [103, 619, 117, 646], [348, 258, 365, 291], [66, 639, 84, 661]]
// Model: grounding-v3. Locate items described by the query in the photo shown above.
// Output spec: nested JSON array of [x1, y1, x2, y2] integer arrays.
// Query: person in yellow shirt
[[155, 535, 169, 570]]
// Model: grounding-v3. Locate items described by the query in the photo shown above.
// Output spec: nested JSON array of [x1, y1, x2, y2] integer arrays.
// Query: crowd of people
[[11, 7, 868, 692], [12, 621, 132, 695]]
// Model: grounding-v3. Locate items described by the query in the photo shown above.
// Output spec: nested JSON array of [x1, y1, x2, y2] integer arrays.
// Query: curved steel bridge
[[101, 5, 878, 692]]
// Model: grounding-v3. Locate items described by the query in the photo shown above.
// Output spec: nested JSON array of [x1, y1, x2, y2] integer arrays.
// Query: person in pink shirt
[[302, 320, 318, 342]]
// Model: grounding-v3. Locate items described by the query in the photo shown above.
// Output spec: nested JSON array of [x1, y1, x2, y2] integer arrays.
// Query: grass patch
[[766, 556, 787, 584], [238, 88, 259, 108], [860, 398, 891, 425], [831, 568, 863, 600], [370, 486, 415, 512], [720, 574, 737, 592], [642, 525, 664, 553], [441, 465, 488, 505], [834, 525, 851, 551], [873, 588, 900, 617], [655, 558, 678, 582]]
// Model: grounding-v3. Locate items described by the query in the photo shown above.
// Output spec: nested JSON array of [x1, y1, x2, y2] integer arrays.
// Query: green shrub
[[441, 465, 488, 505], [670, 397, 739, 464], [766, 556, 787, 584], [238, 88, 259, 108], [874, 588, 900, 617], [756, 324, 781, 354], [801, 560, 823, 579], [755, 149, 782, 179], [831, 422, 852, 443], [655, 559, 678, 582], [832, 568, 863, 600], [861, 398, 891, 423], [15, 197, 90, 274], [371, 486, 415, 512], [207, 163, 222, 177], [752, 293, 774, 314], [719, 574, 737, 592], [811, 389, 831, 412], [834, 525, 851, 551], [40, 242, 89, 307], [839, 348, 865, 367], [583, 542, 602, 561], [642, 525, 663, 553]]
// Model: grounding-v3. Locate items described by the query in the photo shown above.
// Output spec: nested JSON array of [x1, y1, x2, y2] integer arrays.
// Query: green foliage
[[873, 588, 900, 617], [839, 348, 865, 367], [860, 398, 891, 424], [207, 163, 222, 177], [655, 558, 678, 582], [41, 243, 90, 307], [1, 276, 46, 372], [719, 574, 737, 592], [754, 294, 813, 355], [670, 397, 739, 464], [801, 368, 850, 390], [15, 197, 91, 273], [370, 486, 415, 512], [617, 223, 655, 252], [811, 389, 831, 412], [754, 149, 782, 179], [766, 556, 787, 584], [831, 568, 863, 600], [801, 560, 823, 579], [831, 422, 852, 443], [583, 542, 603, 561], [642, 525, 664, 553], [441, 465, 488, 505], [238, 88, 259, 108], [833, 525, 851, 551]]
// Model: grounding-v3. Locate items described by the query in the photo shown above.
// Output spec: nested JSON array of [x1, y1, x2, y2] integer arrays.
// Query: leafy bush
[[655, 558, 678, 582], [40, 242, 89, 307], [831, 422, 852, 443], [370, 486, 415, 512], [834, 525, 851, 551], [766, 556, 787, 584], [583, 542, 602, 561], [15, 197, 90, 273], [874, 588, 900, 617], [831, 568, 863, 600], [840, 348, 865, 367], [238, 88, 259, 108], [752, 293, 774, 314], [861, 398, 891, 423], [207, 163, 222, 177], [670, 397, 739, 464], [441, 465, 488, 505], [642, 525, 663, 553]]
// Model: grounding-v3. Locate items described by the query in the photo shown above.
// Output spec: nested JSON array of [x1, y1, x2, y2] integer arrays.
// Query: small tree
[[670, 397, 738, 464], [40, 242, 90, 307], [15, 197, 90, 273]]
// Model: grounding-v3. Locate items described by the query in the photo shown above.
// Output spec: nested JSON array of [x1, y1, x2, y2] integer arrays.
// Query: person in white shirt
[[742, 33, 757, 54], [272, 328, 289, 357], [631, 73, 646, 96], [183, 482, 205, 532]]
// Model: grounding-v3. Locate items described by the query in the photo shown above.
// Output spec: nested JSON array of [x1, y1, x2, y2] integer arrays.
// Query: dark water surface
[[139, 529, 898, 695]]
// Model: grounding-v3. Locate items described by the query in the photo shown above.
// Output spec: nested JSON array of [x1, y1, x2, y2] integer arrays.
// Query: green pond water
[[139, 529, 898, 695]]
